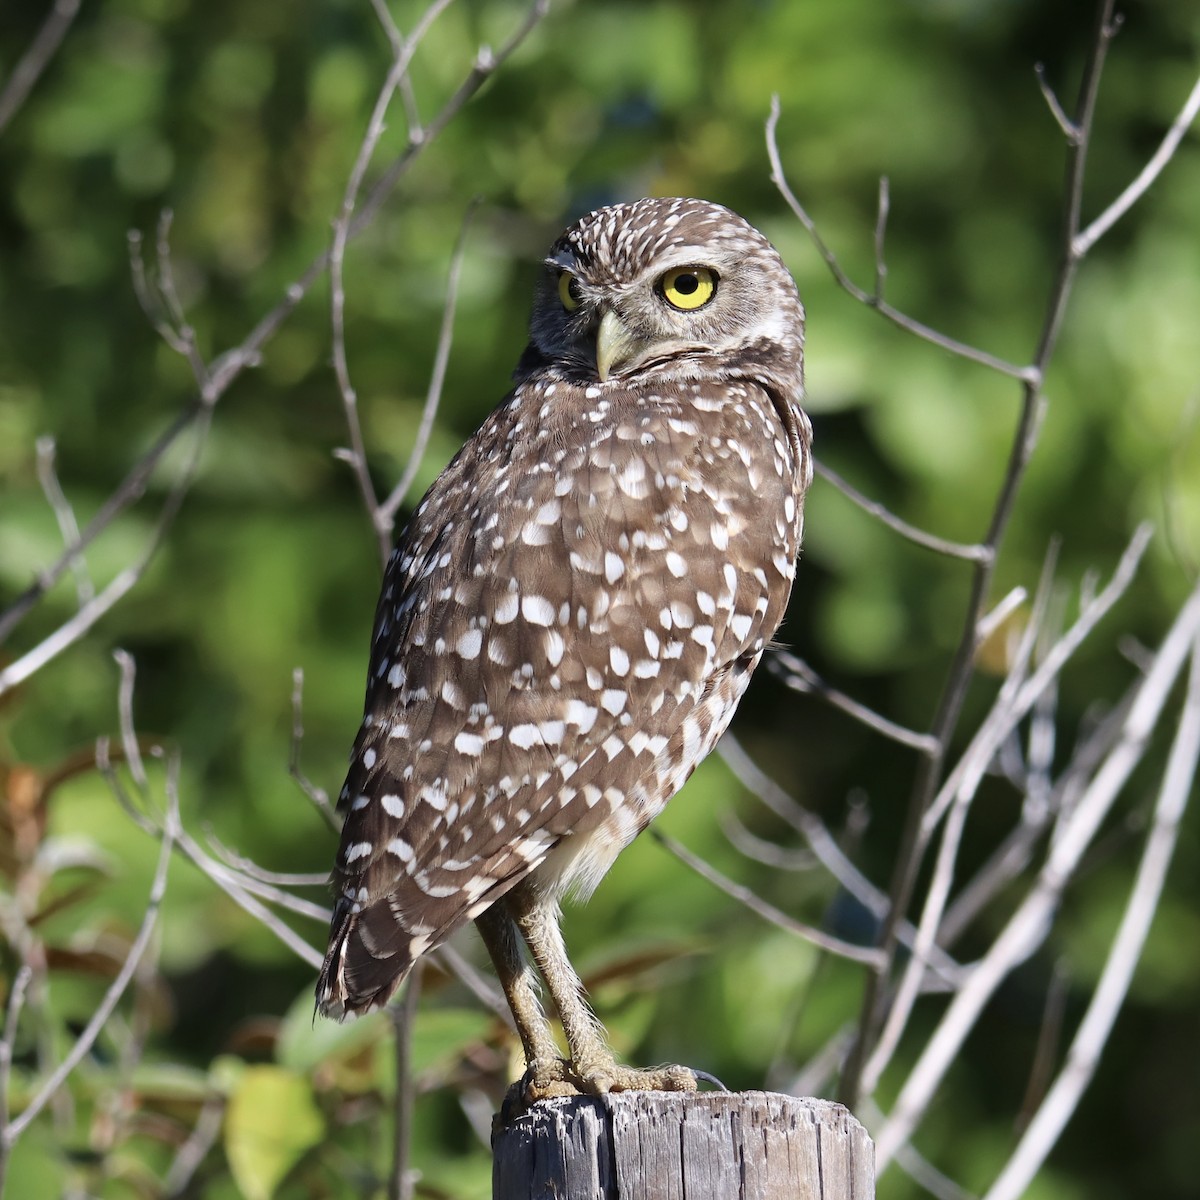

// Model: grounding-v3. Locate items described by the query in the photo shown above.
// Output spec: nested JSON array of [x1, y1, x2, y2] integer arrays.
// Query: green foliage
[[2, 0, 1199, 1197], [224, 1065, 325, 1200]]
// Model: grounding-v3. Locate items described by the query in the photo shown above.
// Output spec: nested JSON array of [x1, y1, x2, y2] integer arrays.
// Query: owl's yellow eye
[[558, 272, 583, 311], [659, 266, 717, 311]]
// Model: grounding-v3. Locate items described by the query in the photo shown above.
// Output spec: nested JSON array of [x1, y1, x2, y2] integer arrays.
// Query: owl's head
[[520, 197, 805, 392]]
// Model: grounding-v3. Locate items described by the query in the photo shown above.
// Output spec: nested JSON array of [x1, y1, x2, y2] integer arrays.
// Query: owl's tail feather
[[315, 898, 421, 1021]]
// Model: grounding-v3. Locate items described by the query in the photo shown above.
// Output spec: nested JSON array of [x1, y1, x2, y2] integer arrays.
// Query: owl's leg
[[474, 899, 576, 1102], [513, 889, 698, 1098]]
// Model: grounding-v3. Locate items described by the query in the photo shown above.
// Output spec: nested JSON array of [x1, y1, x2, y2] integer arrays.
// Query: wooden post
[[492, 1091, 874, 1199]]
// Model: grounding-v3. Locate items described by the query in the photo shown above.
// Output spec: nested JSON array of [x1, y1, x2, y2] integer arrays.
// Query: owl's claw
[[569, 1057, 699, 1097], [499, 1054, 702, 1126]]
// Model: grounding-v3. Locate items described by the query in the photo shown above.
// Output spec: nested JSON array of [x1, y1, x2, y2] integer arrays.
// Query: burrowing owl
[[317, 197, 811, 1100]]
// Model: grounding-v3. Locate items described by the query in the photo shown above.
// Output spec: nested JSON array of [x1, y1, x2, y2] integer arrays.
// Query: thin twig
[[768, 650, 941, 755], [113, 650, 149, 790], [195, 833, 331, 922], [290, 668, 339, 831], [1015, 961, 1070, 1135], [983, 634, 1200, 1200], [783, 1026, 854, 1100], [169, 825, 326, 966], [862, 544, 1060, 1095], [767, 98, 1036, 384], [35, 436, 93, 606], [202, 834, 328, 888], [330, 4, 458, 556], [378, 201, 479, 532], [1033, 64, 1078, 140], [369, 0, 423, 136], [872, 176, 890, 302], [431, 946, 513, 1027], [0, 406, 216, 698], [1074, 71, 1200, 256], [1, 787, 175, 1147], [719, 735, 963, 985], [163, 1093, 225, 1197], [388, 962, 423, 1200], [0, 965, 34, 1194], [862, 1098, 979, 1200], [976, 587, 1028, 645], [814, 459, 992, 563], [873, 578, 1200, 1170], [0, 403, 200, 646], [0, 0, 82, 136], [153, 210, 211, 390], [837, 0, 1122, 1106], [924, 524, 1151, 837], [0, 0, 549, 650], [720, 808, 817, 873], [654, 831, 887, 968]]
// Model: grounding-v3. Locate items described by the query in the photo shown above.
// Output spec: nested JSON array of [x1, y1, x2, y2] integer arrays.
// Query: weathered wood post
[[492, 1092, 874, 1199]]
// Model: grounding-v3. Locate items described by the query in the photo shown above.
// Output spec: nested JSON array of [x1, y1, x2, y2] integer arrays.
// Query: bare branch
[[839, 0, 1125, 1105], [431, 945, 513, 1028], [0, 405, 216, 698], [0, 965, 33, 1194], [162, 819, 325, 967], [983, 635, 1200, 1200], [863, 546, 1060, 1096], [720, 808, 817, 873], [872, 176, 890, 301], [1074, 71, 1200, 256], [329, 2, 451, 553], [1034, 63, 1079, 141], [163, 1094, 225, 1198], [654, 831, 887, 968], [378, 201, 479, 532], [35, 435, 93, 606], [290, 668, 339, 831], [0, 0, 81, 136], [194, 832, 331, 923], [0, 0, 549, 650], [389, 963, 424, 1200], [862, 1099, 979, 1200], [975, 586, 1028, 645], [814, 459, 992, 564], [719, 735, 963, 985], [203, 834, 328, 888], [369, 0, 423, 136], [873, 577, 1200, 1169], [0, 403, 199, 646], [1015, 961, 1070, 1135], [113, 650, 149, 790], [924, 524, 1151, 837], [767, 97, 1036, 384], [1, 776, 175, 1147], [768, 650, 941, 755]]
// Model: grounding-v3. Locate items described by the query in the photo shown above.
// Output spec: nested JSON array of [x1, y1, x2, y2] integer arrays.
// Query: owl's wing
[[318, 380, 805, 1017]]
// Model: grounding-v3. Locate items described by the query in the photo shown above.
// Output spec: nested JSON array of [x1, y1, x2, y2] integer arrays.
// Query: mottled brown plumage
[[317, 197, 811, 1098]]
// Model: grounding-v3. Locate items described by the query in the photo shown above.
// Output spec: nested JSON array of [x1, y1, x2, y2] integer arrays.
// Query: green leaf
[[224, 1065, 325, 1200]]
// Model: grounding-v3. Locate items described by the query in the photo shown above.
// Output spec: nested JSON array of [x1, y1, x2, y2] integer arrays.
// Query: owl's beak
[[595, 309, 641, 382]]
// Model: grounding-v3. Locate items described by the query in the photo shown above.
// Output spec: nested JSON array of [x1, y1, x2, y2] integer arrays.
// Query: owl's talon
[[562, 1056, 699, 1097]]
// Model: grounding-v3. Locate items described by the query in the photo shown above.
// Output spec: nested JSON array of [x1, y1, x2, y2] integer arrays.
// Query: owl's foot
[[496, 1055, 708, 1129], [516, 1054, 699, 1104], [569, 1056, 699, 1096]]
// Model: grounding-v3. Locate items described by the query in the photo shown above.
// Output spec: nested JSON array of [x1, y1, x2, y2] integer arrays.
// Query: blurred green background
[[2, 0, 1199, 1196]]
